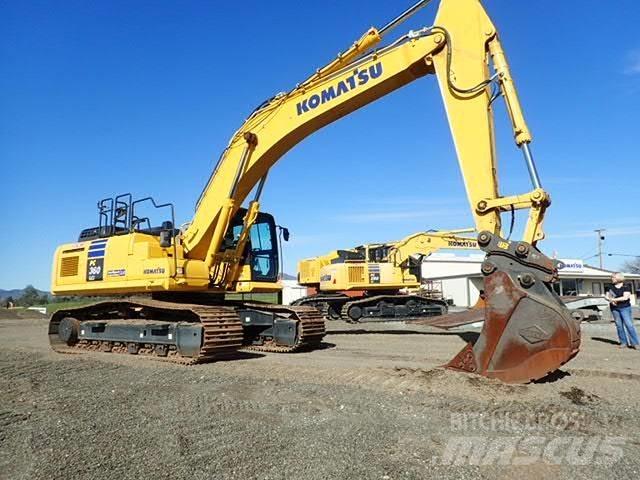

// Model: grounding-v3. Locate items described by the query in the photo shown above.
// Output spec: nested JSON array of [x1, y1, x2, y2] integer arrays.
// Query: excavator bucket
[[445, 232, 581, 383]]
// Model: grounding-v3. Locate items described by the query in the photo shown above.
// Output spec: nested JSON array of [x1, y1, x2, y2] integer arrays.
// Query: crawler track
[[292, 293, 349, 320], [49, 299, 326, 363], [49, 299, 244, 364], [294, 293, 448, 323], [340, 294, 447, 323], [241, 303, 326, 353]]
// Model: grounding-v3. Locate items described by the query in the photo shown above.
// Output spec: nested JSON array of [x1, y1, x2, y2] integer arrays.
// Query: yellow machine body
[[53, 234, 207, 296], [52, 217, 279, 296], [322, 262, 408, 291]]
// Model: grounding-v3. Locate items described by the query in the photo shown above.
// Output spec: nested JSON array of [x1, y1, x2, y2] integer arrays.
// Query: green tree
[[17, 285, 47, 307]]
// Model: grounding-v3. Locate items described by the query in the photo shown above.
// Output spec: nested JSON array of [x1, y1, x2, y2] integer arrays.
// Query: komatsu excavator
[[49, 0, 580, 383], [294, 230, 479, 322]]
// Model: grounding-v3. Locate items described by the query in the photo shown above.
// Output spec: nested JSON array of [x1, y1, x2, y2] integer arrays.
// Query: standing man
[[607, 273, 639, 349]]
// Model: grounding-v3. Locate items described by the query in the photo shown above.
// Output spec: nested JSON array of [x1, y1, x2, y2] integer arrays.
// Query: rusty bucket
[[445, 233, 581, 383]]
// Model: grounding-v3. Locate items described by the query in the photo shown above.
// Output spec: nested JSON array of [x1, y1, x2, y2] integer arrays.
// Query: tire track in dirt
[[567, 368, 640, 381]]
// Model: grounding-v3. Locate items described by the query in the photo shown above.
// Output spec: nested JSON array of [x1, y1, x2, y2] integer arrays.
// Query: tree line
[[1, 285, 79, 308], [622, 258, 640, 275]]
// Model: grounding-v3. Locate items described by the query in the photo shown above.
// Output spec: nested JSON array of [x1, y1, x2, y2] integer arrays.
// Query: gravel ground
[[1, 317, 639, 480]]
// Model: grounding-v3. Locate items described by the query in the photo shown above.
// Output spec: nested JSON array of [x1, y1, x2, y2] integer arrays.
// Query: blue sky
[[1, 0, 639, 290]]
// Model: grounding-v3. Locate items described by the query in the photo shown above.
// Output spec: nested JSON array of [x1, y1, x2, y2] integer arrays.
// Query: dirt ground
[[1, 317, 639, 480]]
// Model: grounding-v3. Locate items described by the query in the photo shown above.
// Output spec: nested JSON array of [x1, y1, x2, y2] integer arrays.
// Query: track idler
[[445, 232, 581, 383]]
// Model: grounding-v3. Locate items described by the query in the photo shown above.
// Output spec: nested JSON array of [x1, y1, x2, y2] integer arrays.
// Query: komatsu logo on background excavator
[[296, 62, 384, 116], [447, 240, 478, 248]]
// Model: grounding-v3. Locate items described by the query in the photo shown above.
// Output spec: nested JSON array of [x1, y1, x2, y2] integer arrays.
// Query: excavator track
[[340, 294, 448, 323], [240, 303, 326, 353], [49, 299, 326, 363], [50, 299, 243, 364], [294, 293, 447, 323], [292, 293, 349, 320]]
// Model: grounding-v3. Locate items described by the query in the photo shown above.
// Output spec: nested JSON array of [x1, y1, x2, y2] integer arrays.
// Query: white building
[[282, 279, 308, 305], [422, 253, 640, 308]]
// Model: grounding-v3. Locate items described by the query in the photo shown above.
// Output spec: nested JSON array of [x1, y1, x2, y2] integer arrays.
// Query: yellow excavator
[[49, 0, 580, 383], [295, 229, 479, 322]]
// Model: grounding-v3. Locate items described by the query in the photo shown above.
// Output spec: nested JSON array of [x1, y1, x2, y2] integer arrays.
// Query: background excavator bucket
[[445, 233, 581, 383], [470, 295, 486, 311], [408, 294, 485, 329]]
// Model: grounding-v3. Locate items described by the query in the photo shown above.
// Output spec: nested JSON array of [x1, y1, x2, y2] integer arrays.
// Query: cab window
[[248, 222, 277, 281], [229, 217, 278, 282]]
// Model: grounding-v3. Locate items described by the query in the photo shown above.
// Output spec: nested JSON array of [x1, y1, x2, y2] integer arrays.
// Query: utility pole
[[594, 229, 606, 269]]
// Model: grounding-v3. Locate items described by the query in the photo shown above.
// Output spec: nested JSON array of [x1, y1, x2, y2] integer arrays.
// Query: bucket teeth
[[446, 343, 477, 373]]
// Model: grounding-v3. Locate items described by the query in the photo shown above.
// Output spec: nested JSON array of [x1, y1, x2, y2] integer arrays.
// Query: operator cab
[[365, 244, 393, 262], [330, 249, 366, 264], [225, 208, 281, 283]]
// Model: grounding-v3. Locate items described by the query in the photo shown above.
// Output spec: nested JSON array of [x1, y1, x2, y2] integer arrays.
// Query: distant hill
[[282, 273, 297, 280], [0, 288, 50, 299]]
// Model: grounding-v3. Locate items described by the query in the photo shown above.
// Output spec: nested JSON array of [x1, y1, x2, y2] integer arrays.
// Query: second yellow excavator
[[295, 230, 479, 322], [48, 0, 580, 383]]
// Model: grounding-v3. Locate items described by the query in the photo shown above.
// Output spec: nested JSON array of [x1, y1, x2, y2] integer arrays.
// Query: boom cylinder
[[379, 0, 432, 36], [253, 173, 268, 201], [230, 133, 258, 198], [488, 37, 531, 146], [521, 143, 542, 189], [487, 36, 542, 190]]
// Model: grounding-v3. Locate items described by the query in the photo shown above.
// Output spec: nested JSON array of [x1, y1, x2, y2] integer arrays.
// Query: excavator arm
[[386, 229, 478, 269], [183, 0, 546, 269], [178, 0, 579, 382]]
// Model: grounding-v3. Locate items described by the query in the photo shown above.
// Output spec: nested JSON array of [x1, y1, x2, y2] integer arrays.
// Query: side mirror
[[282, 228, 290, 242]]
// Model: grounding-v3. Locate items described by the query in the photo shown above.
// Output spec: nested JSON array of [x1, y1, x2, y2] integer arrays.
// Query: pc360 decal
[[86, 239, 107, 281]]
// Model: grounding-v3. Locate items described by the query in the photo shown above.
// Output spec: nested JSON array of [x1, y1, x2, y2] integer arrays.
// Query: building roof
[[422, 253, 640, 280]]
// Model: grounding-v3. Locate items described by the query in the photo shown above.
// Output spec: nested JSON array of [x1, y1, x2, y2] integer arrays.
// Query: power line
[[578, 247, 596, 259]]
